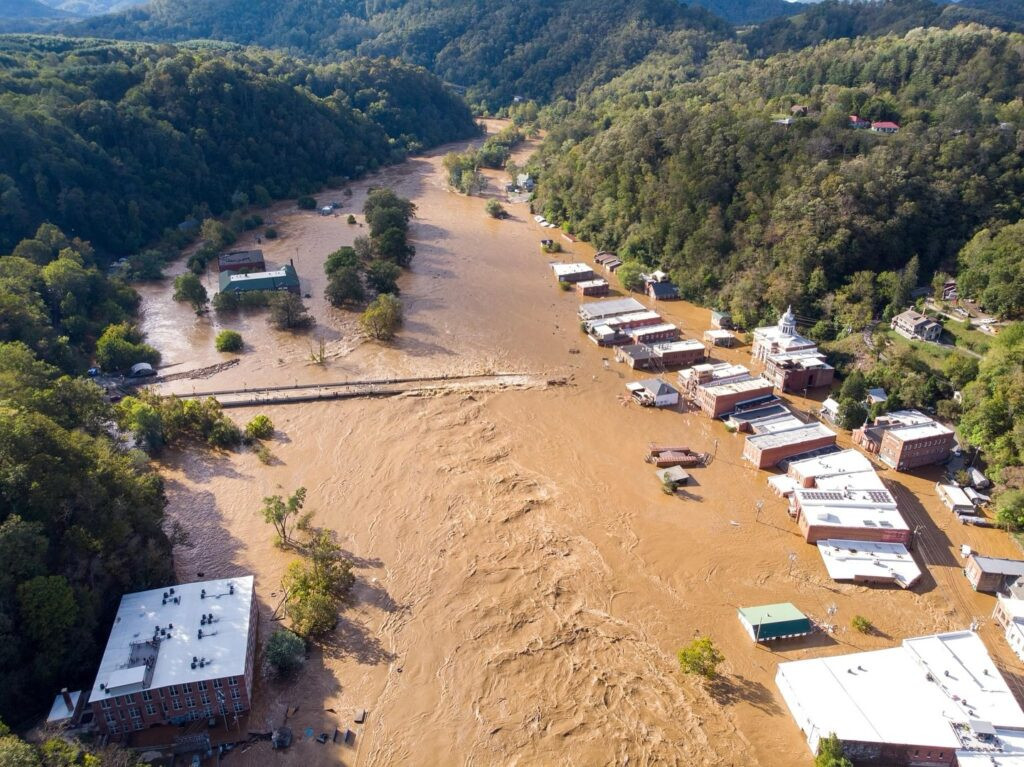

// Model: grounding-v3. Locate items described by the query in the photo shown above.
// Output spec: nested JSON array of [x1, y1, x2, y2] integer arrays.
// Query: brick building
[[742, 422, 838, 470], [679, 363, 774, 418], [854, 411, 955, 471], [762, 349, 835, 393], [87, 576, 258, 739]]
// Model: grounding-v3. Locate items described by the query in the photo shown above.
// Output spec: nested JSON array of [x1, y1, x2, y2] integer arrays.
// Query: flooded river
[[139, 122, 1024, 766]]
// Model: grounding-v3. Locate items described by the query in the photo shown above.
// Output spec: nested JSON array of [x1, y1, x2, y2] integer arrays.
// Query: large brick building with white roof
[[777, 630, 1024, 765], [87, 575, 258, 738]]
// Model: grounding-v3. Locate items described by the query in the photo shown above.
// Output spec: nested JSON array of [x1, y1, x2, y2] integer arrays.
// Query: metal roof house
[[219, 263, 300, 294], [627, 378, 679, 408], [217, 250, 265, 273], [737, 603, 812, 642], [965, 554, 1024, 593]]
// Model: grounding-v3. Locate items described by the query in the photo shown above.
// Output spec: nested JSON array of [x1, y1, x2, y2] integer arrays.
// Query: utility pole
[[755, 499, 764, 524]]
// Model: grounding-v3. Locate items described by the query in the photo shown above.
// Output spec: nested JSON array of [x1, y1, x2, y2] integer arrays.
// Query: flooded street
[[139, 123, 1024, 766]]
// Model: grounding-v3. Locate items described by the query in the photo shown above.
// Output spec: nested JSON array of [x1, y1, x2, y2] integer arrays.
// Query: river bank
[[139, 121, 1024, 766]]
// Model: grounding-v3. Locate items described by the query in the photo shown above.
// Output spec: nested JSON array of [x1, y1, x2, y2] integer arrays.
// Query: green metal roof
[[738, 603, 808, 626], [219, 263, 299, 293]]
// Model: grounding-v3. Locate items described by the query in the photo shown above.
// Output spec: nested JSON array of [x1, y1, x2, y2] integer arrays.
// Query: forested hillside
[[71, 0, 731, 105], [0, 36, 476, 253], [688, 0, 801, 25], [744, 0, 1022, 56], [533, 26, 1024, 329], [0, 222, 176, 723]]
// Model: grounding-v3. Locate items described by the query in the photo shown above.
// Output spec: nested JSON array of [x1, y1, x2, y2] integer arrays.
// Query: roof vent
[[229, 583, 234, 595], [169, 588, 175, 595], [198, 629, 203, 640], [201, 589, 206, 600]]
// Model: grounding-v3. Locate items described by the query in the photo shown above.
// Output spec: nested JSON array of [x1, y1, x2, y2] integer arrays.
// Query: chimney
[[61, 688, 73, 712]]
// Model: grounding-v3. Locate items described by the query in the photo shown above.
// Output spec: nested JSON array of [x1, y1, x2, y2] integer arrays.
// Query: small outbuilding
[[627, 378, 680, 408], [703, 329, 736, 347], [710, 310, 733, 329], [655, 466, 690, 492], [129, 362, 156, 378], [737, 603, 812, 643]]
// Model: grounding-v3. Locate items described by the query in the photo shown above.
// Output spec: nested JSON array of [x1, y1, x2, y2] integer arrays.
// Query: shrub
[[997, 490, 1024, 530], [360, 293, 403, 341], [541, 240, 562, 253], [677, 637, 723, 679], [245, 414, 274, 441], [485, 199, 506, 218], [366, 259, 401, 295], [265, 629, 305, 677], [815, 733, 853, 767], [347, 214, 357, 225], [297, 196, 317, 210], [215, 329, 243, 352], [206, 418, 242, 449], [264, 227, 278, 240], [558, 280, 573, 292], [851, 615, 873, 634], [255, 444, 274, 464]]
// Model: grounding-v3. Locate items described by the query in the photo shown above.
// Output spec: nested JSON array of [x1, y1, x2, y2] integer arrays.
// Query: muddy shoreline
[[139, 122, 1024, 766]]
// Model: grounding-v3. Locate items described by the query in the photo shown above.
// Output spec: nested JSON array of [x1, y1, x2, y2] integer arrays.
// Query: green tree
[[173, 273, 208, 313], [837, 399, 868, 430], [325, 246, 359, 276], [851, 615, 873, 633], [94, 323, 159, 373], [616, 262, 645, 293], [815, 733, 853, 767], [326, 267, 365, 307], [244, 414, 274, 441], [260, 487, 308, 546], [366, 260, 401, 295], [839, 371, 868, 403], [677, 637, 724, 679], [297, 196, 317, 210], [997, 490, 1024, 531], [269, 293, 314, 331], [485, 199, 506, 218], [360, 294, 403, 341], [942, 353, 979, 390], [283, 564, 339, 637], [265, 629, 305, 676], [0, 736, 41, 767], [16, 576, 78, 663], [215, 330, 243, 352]]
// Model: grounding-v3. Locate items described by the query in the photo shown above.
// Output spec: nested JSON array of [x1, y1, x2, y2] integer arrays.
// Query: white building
[[626, 378, 679, 408], [752, 306, 818, 363], [776, 630, 1024, 764], [994, 595, 1024, 663], [816, 538, 922, 588]]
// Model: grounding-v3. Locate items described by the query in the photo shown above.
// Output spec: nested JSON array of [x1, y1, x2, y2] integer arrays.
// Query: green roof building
[[737, 603, 812, 643], [219, 262, 300, 294]]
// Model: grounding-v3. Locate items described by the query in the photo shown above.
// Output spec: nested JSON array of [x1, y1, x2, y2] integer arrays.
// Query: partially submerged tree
[[173, 273, 208, 313], [269, 293, 314, 330], [360, 293, 403, 341], [815, 733, 853, 767], [259, 487, 309, 546], [677, 636, 723, 679], [265, 629, 306, 677]]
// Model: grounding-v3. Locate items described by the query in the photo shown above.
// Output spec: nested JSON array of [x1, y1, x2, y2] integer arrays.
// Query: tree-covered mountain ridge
[[69, 0, 735, 105], [533, 24, 1024, 329], [0, 35, 478, 253]]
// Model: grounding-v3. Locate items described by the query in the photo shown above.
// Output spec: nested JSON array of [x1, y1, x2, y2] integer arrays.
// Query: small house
[[737, 603, 812, 643], [866, 387, 888, 405], [703, 329, 736, 347], [849, 115, 871, 129], [551, 263, 596, 284], [516, 174, 535, 192], [655, 465, 690, 492], [575, 279, 610, 297], [891, 309, 941, 342], [790, 105, 808, 116], [594, 252, 618, 265], [320, 205, 333, 216], [647, 281, 679, 301], [710, 310, 733, 329], [821, 397, 840, 422], [965, 554, 1024, 593], [871, 121, 900, 134], [217, 250, 265, 273], [627, 378, 680, 408]]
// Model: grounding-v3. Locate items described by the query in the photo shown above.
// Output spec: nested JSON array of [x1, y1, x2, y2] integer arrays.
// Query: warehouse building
[[219, 262, 300, 294]]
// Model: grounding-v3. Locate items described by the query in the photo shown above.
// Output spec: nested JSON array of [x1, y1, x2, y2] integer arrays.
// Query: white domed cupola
[[777, 305, 797, 337]]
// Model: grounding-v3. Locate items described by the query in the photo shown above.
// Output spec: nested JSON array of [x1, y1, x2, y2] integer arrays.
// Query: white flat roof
[[47, 690, 82, 723], [777, 631, 1024, 751], [746, 422, 835, 450], [551, 263, 593, 276], [958, 728, 1024, 767], [228, 268, 288, 282], [575, 279, 608, 288], [89, 576, 254, 702], [804, 504, 908, 532], [578, 297, 646, 319], [888, 421, 954, 442], [702, 375, 772, 396], [631, 323, 678, 335], [938, 483, 974, 509], [788, 449, 875, 480], [653, 340, 705, 353], [817, 539, 922, 588], [704, 329, 734, 339]]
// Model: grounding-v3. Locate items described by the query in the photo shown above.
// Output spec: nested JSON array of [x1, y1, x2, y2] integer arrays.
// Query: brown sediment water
[[141, 121, 1024, 766]]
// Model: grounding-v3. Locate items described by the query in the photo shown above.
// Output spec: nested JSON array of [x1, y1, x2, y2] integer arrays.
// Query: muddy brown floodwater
[[138, 121, 1024, 766]]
